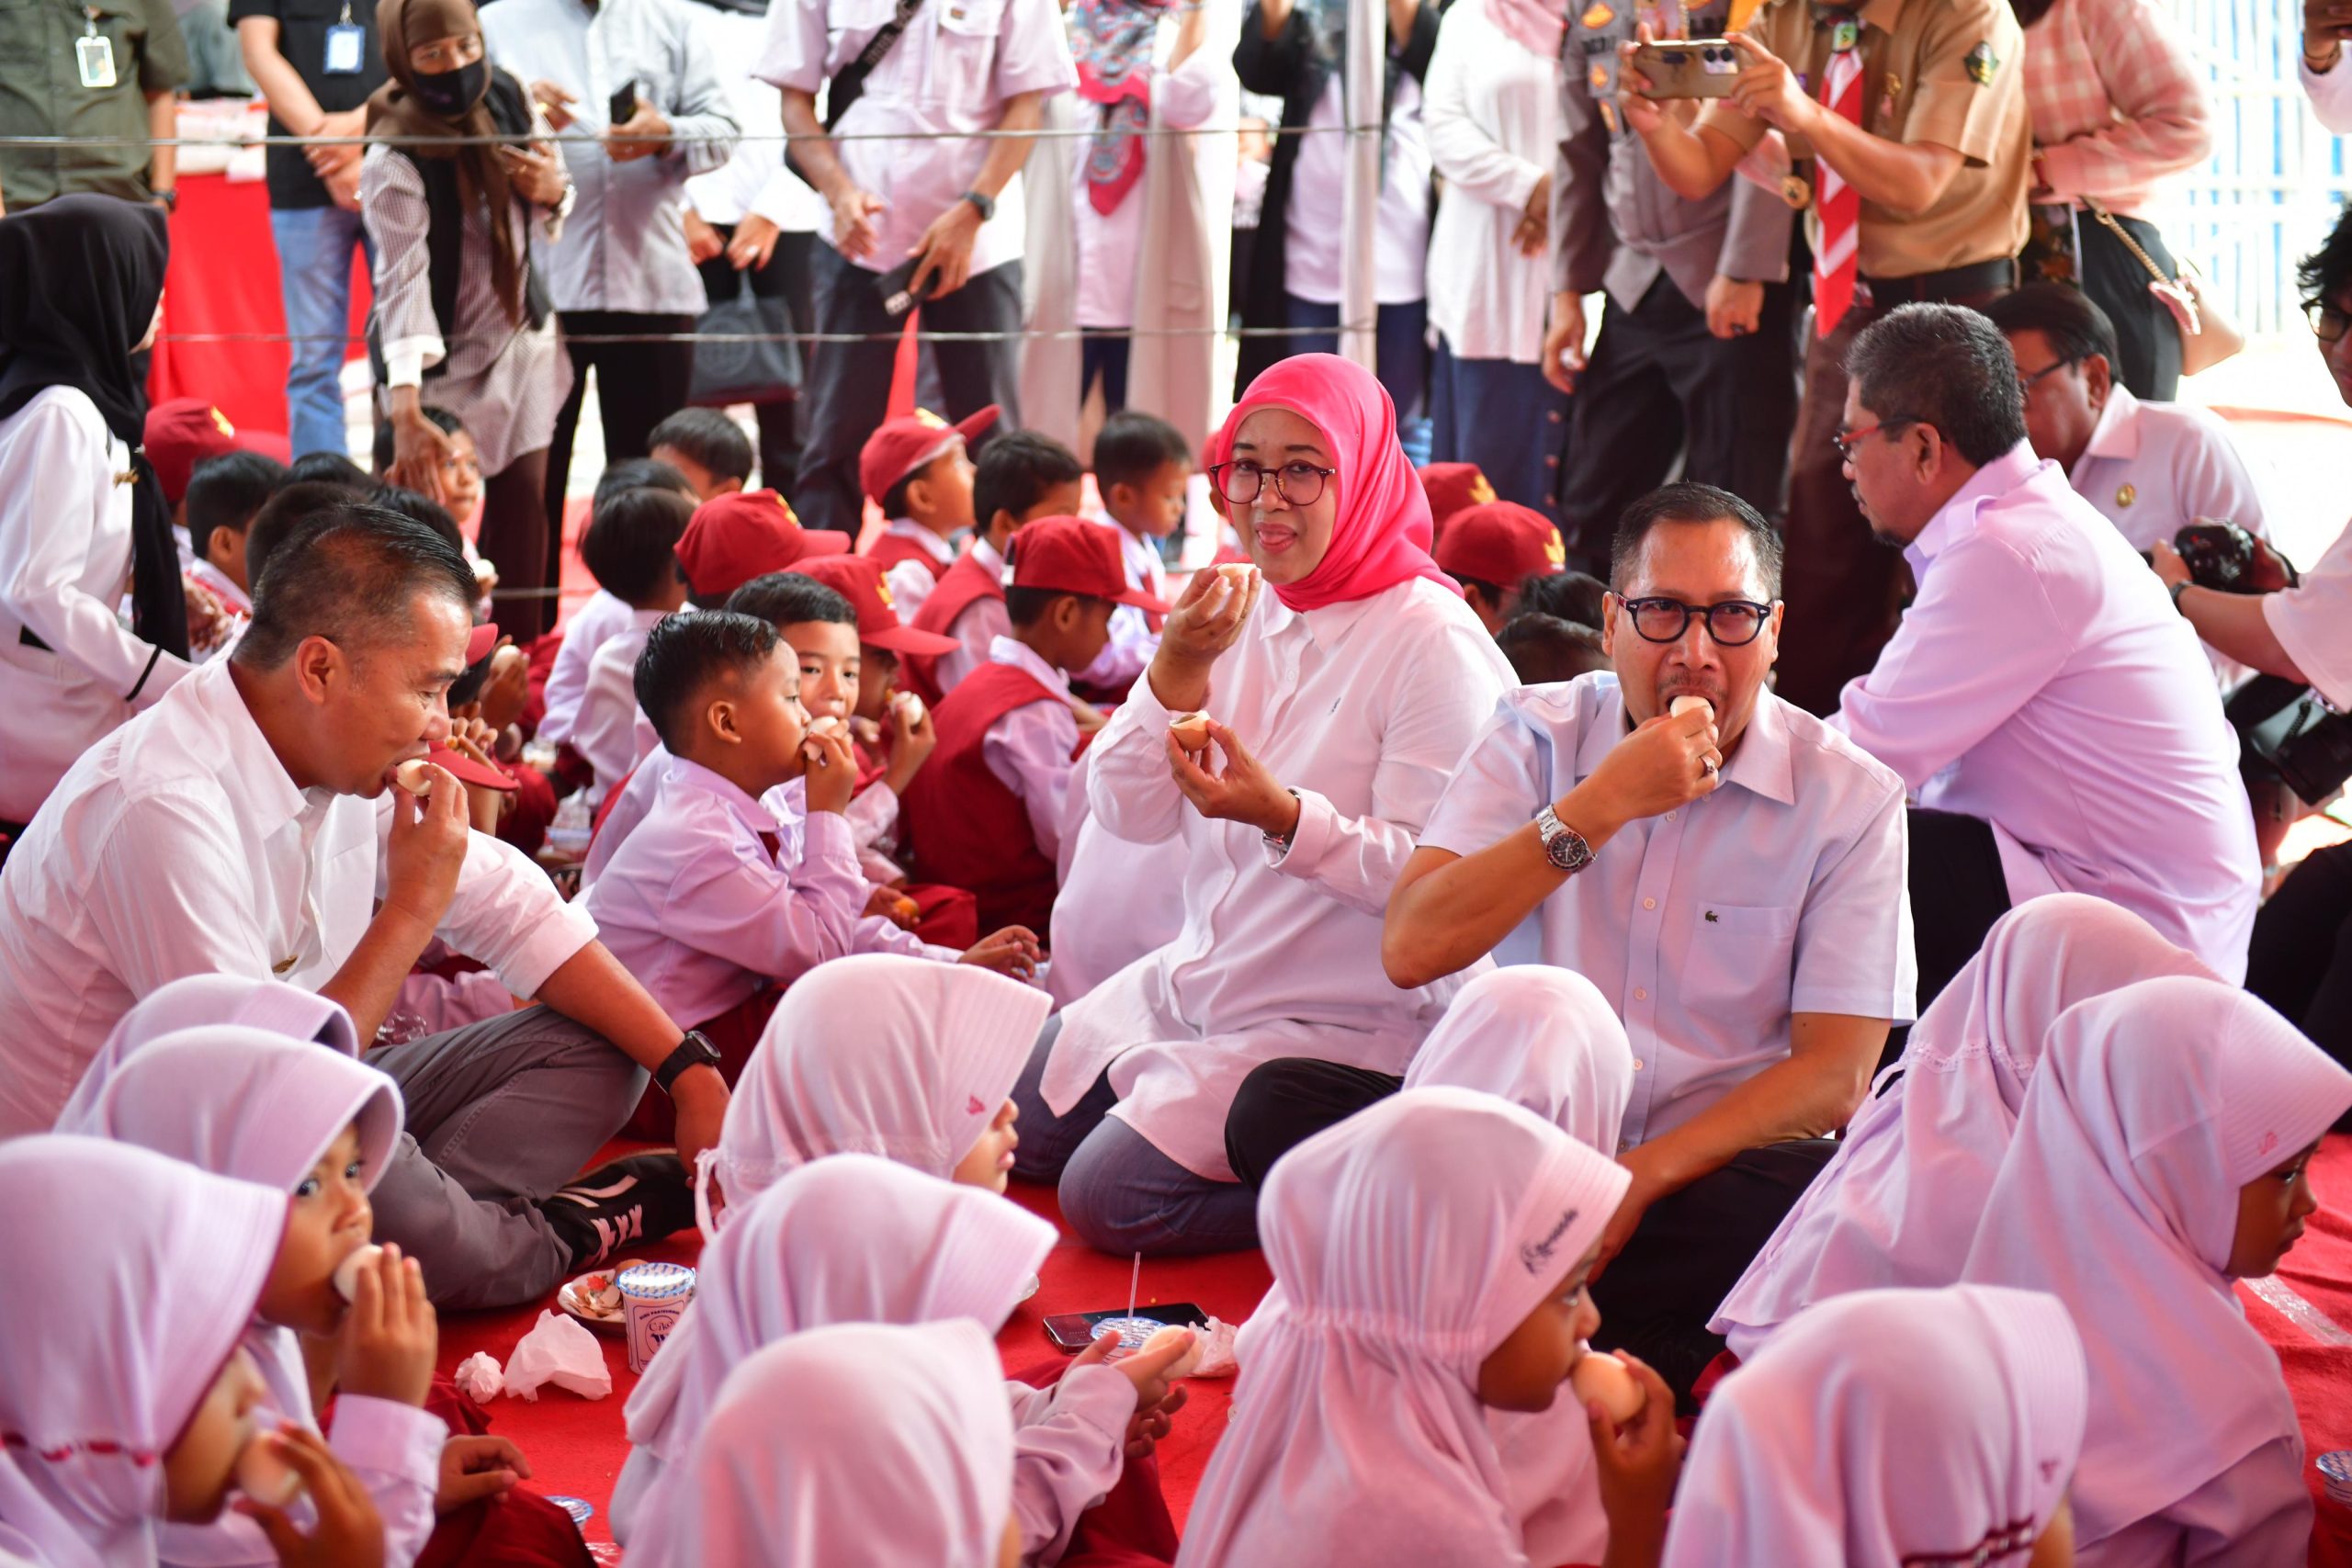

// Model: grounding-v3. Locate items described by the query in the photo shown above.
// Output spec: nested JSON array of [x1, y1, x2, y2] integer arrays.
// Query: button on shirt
[[2067, 385, 2267, 554], [481, 0, 740, 315], [980, 635, 1080, 863], [756, 0, 1078, 276], [1419, 674, 1916, 1147], [0, 658, 596, 1135], [2265, 516, 2352, 713], [1831, 443, 2260, 980]]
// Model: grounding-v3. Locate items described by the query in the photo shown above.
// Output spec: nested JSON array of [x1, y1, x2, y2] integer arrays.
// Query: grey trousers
[[1009, 1018, 1261, 1257], [363, 1005, 645, 1311]]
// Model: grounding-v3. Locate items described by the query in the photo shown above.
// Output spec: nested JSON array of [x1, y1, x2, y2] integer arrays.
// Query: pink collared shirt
[[979, 635, 1080, 864], [574, 606, 672, 797], [1831, 444, 2259, 981], [1421, 674, 1915, 1148], [2066, 385, 2267, 554]]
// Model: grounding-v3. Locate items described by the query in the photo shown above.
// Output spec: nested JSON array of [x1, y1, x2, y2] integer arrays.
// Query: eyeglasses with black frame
[[2309, 300, 2350, 344], [1831, 417, 1919, 463], [1207, 459, 1338, 509], [2017, 358, 2074, 397], [1611, 593, 1779, 647]]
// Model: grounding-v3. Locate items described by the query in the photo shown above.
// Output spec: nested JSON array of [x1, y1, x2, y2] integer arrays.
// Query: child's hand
[[889, 694, 938, 774], [1069, 698, 1108, 736], [235, 1425, 387, 1568], [802, 726, 859, 816], [1074, 1326, 1195, 1458], [960, 926, 1041, 982], [335, 1243, 436, 1409], [478, 642, 531, 734], [1586, 1352, 1681, 1568], [435, 1434, 529, 1514]]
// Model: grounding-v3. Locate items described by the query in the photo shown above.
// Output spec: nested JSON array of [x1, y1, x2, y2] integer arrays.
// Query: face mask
[[410, 57, 488, 118]]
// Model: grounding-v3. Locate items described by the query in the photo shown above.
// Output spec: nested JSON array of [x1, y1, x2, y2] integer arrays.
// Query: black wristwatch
[[653, 1030, 721, 1095], [959, 187, 996, 221], [151, 187, 177, 212], [2169, 578, 2193, 613]]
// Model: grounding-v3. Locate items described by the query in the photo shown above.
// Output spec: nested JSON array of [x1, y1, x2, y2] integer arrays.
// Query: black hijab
[[0, 196, 189, 671]]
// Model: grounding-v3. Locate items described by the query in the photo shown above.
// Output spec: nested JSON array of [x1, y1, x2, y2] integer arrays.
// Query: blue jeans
[[270, 204, 372, 459], [1278, 294, 1430, 424]]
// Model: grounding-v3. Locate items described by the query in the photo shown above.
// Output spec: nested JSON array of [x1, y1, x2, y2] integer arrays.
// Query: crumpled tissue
[[1192, 1316, 1240, 1379], [502, 1310, 612, 1401], [453, 1350, 503, 1404]]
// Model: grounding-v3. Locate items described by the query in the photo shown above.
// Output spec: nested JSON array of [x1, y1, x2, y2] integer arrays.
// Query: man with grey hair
[[1828, 302, 2258, 999]]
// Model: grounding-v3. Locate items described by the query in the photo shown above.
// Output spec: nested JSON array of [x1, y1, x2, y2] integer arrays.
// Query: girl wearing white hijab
[[1401, 967, 1634, 1568], [1961, 976, 2352, 1565], [666, 1320, 1023, 1568], [1179, 1087, 1645, 1568], [616, 1155, 1136, 1567], [0, 1136, 377, 1568], [55, 1026, 447, 1568], [53, 973, 358, 1130], [1713, 895, 2217, 1360], [1645, 1285, 2088, 1568], [700, 954, 1053, 1229]]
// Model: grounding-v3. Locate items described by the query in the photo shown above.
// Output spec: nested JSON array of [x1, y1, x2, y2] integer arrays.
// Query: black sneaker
[[538, 1154, 695, 1269]]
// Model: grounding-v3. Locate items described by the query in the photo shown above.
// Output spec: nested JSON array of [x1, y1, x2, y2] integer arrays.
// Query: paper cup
[[616, 1262, 695, 1373]]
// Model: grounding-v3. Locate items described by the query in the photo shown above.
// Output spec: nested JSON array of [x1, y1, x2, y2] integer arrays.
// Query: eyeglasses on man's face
[[1611, 594, 1778, 647]]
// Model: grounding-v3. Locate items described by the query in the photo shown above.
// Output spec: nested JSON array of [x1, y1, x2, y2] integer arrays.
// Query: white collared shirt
[[1832, 443, 2259, 981], [1421, 674, 1916, 1148], [2066, 385, 2267, 554], [580, 752, 869, 1027], [1283, 73, 1430, 306], [680, 6, 823, 231], [0, 659, 596, 1134], [541, 589, 639, 750], [1043, 576, 1512, 1177], [1071, 525, 1166, 691], [880, 518, 960, 625], [2265, 515, 2352, 712], [755, 0, 1077, 277], [575, 606, 673, 796], [2304, 53, 2352, 135], [979, 634, 1080, 863], [932, 536, 1011, 697]]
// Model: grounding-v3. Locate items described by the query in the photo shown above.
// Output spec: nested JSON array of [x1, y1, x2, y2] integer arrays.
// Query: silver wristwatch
[[1535, 805, 1593, 874]]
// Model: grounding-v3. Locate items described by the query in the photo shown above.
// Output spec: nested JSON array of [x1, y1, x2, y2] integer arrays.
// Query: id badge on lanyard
[[324, 2, 366, 73], [76, 8, 117, 90]]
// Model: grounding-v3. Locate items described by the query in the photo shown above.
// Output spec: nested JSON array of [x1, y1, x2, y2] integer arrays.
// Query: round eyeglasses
[[1207, 459, 1336, 509], [1613, 594, 1777, 647]]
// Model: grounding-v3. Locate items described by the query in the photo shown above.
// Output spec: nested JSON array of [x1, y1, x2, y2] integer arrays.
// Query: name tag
[[76, 32, 118, 90], [323, 22, 366, 74]]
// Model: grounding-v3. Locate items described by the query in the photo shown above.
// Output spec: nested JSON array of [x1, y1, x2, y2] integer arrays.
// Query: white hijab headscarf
[[1662, 1285, 2087, 1568], [1177, 1087, 1631, 1568], [702, 955, 1051, 1230], [1402, 967, 1634, 1568], [1960, 976, 2352, 1547], [56, 976, 361, 1130], [0, 1137, 286, 1568], [676, 1320, 1017, 1568], [616, 1155, 1053, 1552], [1713, 894, 2216, 1359]]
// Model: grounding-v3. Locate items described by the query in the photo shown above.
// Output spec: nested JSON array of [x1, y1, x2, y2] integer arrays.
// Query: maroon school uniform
[[865, 528, 954, 583], [901, 549, 1007, 705], [901, 661, 1066, 936]]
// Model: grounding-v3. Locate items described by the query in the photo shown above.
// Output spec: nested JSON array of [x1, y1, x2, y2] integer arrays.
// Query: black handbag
[[687, 283, 800, 408], [2229, 675, 2352, 807]]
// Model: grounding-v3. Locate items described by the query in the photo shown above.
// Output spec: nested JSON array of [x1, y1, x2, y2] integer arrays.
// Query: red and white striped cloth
[[1814, 37, 1865, 333]]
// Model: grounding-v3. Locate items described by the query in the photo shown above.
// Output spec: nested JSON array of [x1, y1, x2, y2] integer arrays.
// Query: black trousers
[[1224, 1058, 1837, 1407], [2248, 841, 2352, 1128], [1554, 274, 1799, 574], [541, 309, 697, 570], [1906, 806, 2014, 1021], [791, 241, 1024, 536], [695, 227, 816, 494], [2024, 207, 2183, 402]]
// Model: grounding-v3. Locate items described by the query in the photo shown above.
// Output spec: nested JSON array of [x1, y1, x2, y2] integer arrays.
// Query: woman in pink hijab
[[1712, 894, 2217, 1360], [1959, 976, 2352, 1565], [1021, 354, 1513, 1256]]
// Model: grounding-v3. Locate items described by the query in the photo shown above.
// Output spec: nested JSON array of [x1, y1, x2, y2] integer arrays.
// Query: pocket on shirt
[[928, 0, 1005, 107], [1679, 902, 1800, 1032]]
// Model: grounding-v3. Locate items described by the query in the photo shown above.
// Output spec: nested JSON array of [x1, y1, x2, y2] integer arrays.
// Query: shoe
[[538, 1153, 695, 1269]]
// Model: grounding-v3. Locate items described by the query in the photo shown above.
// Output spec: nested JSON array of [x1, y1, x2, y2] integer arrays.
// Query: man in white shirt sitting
[[1984, 284, 2267, 554], [0, 500, 731, 1310], [1830, 303, 2259, 998], [1233, 484, 1915, 1398]]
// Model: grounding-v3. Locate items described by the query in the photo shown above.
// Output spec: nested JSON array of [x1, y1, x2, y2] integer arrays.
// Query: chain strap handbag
[[2084, 197, 2244, 378]]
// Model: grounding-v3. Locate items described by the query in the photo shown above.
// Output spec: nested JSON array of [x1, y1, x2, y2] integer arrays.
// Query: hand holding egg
[[1569, 1348, 1645, 1426], [1169, 712, 1214, 754]]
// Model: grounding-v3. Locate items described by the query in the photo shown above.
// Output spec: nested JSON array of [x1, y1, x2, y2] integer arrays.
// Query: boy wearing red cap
[[1433, 500, 1567, 635], [858, 406, 996, 623], [143, 399, 289, 568], [901, 517, 1168, 935], [1416, 461, 1496, 551], [903, 431, 1085, 704], [673, 489, 854, 606]]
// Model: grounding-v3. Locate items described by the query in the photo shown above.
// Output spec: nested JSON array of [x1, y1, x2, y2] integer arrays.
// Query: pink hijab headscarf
[[1713, 894, 2217, 1359], [616, 1156, 1054, 1554], [1208, 354, 1458, 613], [1960, 976, 2352, 1548], [57, 975, 361, 1130], [1662, 1285, 2087, 1568], [677, 1320, 1017, 1568], [1178, 1087, 1631, 1568], [0, 1137, 286, 1568], [702, 955, 1052, 1231]]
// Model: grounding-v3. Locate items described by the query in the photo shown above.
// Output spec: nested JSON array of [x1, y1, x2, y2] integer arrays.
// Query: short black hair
[[1514, 569, 1609, 631], [725, 571, 854, 630], [594, 457, 695, 513], [184, 451, 289, 559], [288, 450, 371, 488], [243, 479, 377, 589], [1609, 483, 1784, 599], [1979, 283, 2120, 371], [368, 405, 464, 473], [633, 609, 780, 751], [233, 500, 478, 670], [1844, 303, 2028, 468], [1455, 575, 1506, 607], [1092, 410, 1192, 494], [581, 485, 694, 606], [974, 430, 1083, 532], [1006, 584, 1105, 628], [1497, 613, 1609, 686], [648, 409, 755, 488], [879, 469, 921, 521], [2300, 197, 2352, 310], [364, 484, 465, 556]]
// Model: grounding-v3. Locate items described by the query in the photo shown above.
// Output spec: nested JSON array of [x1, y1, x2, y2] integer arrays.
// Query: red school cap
[[673, 490, 854, 602], [1006, 516, 1170, 612], [1434, 502, 1566, 591], [786, 553, 961, 657], [1417, 462, 1497, 547], [143, 399, 291, 506], [858, 405, 1001, 507]]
